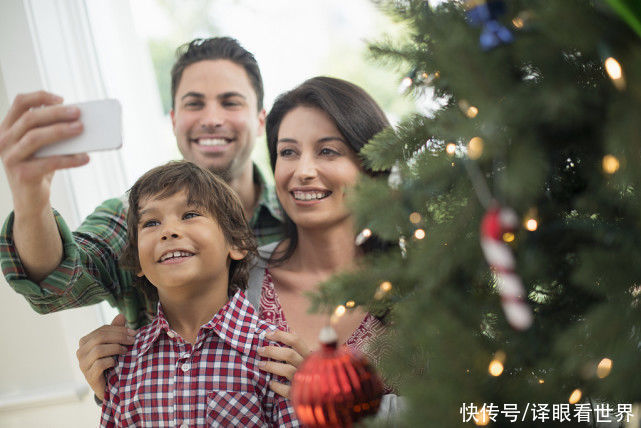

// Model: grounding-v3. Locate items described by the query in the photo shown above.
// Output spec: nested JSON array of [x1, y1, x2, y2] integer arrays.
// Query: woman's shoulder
[[246, 241, 281, 308]]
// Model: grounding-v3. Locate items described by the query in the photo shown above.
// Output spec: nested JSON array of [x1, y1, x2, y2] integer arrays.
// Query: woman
[[248, 76, 392, 399]]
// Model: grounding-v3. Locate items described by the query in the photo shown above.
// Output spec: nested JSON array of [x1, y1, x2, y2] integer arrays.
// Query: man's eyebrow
[[180, 92, 204, 101], [218, 91, 247, 100]]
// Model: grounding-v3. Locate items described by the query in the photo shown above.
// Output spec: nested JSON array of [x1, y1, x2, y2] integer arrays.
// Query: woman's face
[[274, 106, 362, 231]]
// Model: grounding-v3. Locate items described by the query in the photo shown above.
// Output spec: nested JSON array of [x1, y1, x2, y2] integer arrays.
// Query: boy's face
[[171, 59, 266, 181], [136, 190, 245, 293]]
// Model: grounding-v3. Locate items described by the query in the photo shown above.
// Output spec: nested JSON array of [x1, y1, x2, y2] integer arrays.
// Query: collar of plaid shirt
[[138, 290, 263, 357]]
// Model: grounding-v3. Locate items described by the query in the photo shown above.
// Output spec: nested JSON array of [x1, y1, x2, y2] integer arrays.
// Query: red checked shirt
[[100, 291, 299, 427]]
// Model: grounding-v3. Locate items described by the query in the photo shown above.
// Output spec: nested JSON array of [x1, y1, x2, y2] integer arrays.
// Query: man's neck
[[158, 280, 229, 344], [227, 161, 260, 221]]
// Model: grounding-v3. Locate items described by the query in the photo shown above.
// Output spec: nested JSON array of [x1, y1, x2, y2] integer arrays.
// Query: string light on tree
[[569, 389, 582, 404], [474, 406, 490, 426], [414, 229, 426, 240], [398, 76, 413, 93], [602, 154, 620, 174], [446, 143, 457, 156], [604, 57, 625, 90], [468, 137, 484, 160], [345, 300, 355, 308], [597, 358, 613, 378], [488, 350, 506, 376], [375, 281, 393, 300], [502, 232, 515, 243], [466, 106, 479, 118], [410, 212, 422, 224], [525, 218, 538, 232], [355, 228, 372, 246]]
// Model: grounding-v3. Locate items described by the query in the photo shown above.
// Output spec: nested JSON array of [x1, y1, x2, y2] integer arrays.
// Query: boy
[[100, 161, 297, 427]]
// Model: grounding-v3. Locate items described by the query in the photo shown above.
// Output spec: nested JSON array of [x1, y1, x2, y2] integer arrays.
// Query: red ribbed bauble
[[291, 326, 384, 427]]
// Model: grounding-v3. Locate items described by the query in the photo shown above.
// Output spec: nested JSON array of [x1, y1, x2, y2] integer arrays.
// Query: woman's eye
[[278, 148, 295, 157], [142, 220, 159, 228], [320, 147, 339, 156]]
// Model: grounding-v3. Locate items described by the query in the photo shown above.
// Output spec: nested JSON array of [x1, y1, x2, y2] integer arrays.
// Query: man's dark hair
[[265, 76, 391, 263], [121, 160, 257, 301], [170, 37, 264, 111]]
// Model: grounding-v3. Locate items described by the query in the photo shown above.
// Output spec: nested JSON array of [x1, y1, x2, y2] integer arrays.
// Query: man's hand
[[0, 91, 89, 209], [257, 329, 311, 399], [0, 91, 89, 281], [76, 314, 137, 401]]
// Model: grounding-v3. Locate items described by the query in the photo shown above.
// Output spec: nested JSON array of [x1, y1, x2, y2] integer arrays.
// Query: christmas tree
[[311, 0, 641, 426]]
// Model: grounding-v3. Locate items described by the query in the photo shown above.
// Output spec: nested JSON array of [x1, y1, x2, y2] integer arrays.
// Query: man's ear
[[256, 108, 266, 137], [229, 247, 248, 261], [170, 109, 177, 136]]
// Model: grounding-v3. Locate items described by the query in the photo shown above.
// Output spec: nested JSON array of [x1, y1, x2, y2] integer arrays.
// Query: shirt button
[[181, 363, 190, 372], [179, 424, 188, 428], [167, 331, 176, 339]]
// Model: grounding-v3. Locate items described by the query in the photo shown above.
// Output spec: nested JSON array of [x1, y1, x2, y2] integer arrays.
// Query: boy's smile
[[136, 190, 244, 294]]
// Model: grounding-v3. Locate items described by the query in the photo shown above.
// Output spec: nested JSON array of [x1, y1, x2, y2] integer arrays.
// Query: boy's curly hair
[[121, 160, 257, 301]]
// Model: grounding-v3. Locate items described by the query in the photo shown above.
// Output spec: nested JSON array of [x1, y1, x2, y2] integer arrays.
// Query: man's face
[[171, 59, 266, 181]]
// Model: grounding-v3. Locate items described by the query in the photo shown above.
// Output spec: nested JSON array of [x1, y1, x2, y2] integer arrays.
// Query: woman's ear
[[137, 269, 145, 278], [229, 247, 248, 261]]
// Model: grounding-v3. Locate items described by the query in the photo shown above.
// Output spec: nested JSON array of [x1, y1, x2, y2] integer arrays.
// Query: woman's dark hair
[[265, 76, 391, 264], [121, 161, 257, 302]]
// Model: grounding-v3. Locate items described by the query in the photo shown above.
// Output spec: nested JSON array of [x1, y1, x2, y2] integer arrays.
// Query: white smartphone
[[34, 99, 122, 158]]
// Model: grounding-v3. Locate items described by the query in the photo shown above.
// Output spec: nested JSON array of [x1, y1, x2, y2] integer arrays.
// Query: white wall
[[0, 0, 168, 425]]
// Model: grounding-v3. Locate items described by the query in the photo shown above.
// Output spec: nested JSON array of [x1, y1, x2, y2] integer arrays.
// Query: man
[[0, 37, 282, 399]]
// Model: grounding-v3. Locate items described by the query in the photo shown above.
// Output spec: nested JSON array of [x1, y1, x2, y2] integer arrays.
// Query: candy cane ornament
[[480, 205, 533, 330]]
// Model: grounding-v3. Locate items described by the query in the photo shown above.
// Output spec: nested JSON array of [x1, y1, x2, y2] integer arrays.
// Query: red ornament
[[291, 327, 384, 427]]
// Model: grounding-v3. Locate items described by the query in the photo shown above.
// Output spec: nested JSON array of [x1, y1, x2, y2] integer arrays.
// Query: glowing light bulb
[[602, 155, 620, 174], [597, 358, 612, 378], [414, 229, 426, 240], [345, 300, 355, 308], [502, 232, 515, 243], [569, 389, 582, 404], [488, 360, 504, 376], [446, 143, 457, 155], [398, 77, 413, 93], [355, 228, 372, 246], [604, 57, 625, 90], [538, 379, 545, 384], [466, 106, 479, 118], [525, 218, 538, 231], [512, 17, 524, 28], [475, 407, 490, 426], [374, 281, 393, 300], [468, 137, 484, 160], [409, 212, 422, 224], [605, 57, 622, 80], [334, 305, 346, 317]]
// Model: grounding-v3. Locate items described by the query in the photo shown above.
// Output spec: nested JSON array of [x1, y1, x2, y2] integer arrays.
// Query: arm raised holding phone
[[0, 91, 88, 281]]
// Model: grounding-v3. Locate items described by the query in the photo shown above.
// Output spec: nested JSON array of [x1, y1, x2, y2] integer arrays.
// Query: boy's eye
[[142, 219, 159, 228], [183, 211, 200, 220]]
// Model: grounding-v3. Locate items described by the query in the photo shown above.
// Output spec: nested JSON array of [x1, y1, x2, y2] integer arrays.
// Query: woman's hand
[[76, 314, 136, 401], [257, 329, 311, 399]]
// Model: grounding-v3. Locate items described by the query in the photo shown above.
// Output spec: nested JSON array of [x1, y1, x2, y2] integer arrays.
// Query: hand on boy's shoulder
[[76, 314, 137, 401]]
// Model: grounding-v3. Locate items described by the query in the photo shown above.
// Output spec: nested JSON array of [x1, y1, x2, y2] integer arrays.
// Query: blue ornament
[[465, 0, 514, 50]]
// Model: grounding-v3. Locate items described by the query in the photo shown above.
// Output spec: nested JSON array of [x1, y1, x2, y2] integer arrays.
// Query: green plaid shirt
[[0, 164, 283, 328]]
